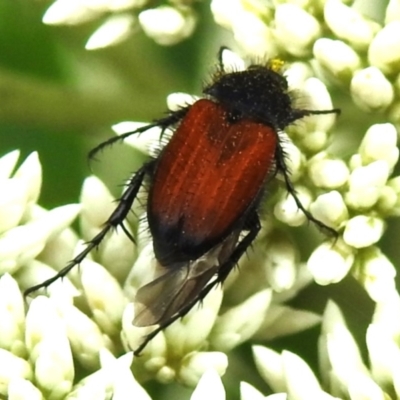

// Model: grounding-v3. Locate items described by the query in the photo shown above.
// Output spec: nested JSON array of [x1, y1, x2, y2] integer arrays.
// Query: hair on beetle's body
[[25, 47, 340, 356]]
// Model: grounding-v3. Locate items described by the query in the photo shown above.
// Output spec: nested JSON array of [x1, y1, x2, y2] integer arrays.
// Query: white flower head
[[80, 259, 127, 336], [190, 369, 225, 400], [313, 38, 362, 82], [25, 296, 74, 398], [354, 247, 397, 303], [358, 123, 399, 170], [273, 4, 321, 57], [369, 21, 400, 75], [85, 14, 137, 50], [167, 92, 198, 111], [308, 153, 349, 189], [345, 161, 390, 210], [43, 0, 196, 46], [343, 215, 385, 248], [138, 6, 196, 46], [0, 152, 41, 235], [351, 67, 395, 112], [308, 240, 355, 285], [209, 289, 272, 351], [0, 350, 32, 397], [310, 190, 348, 228], [0, 274, 26, 357], [274, 186, 312, 227], [324, 0, 380, 50]]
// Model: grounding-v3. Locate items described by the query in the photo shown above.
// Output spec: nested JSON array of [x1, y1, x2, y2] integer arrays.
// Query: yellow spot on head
[[268, 58, 285, 73]]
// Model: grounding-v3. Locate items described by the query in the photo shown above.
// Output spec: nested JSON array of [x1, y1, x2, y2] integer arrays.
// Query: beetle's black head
[[204, 61, 297, 130]]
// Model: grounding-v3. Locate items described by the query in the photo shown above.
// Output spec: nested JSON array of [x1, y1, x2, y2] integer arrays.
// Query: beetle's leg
[[274, 141, 337, 237], [24, 161, 154, 297], [89, 107, 190, 160]]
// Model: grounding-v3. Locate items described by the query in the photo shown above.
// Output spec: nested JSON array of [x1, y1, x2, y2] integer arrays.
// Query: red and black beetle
[[25, 48, 339, 355]]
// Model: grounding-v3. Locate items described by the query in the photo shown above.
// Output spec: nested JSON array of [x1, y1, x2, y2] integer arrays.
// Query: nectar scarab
[[25, 47, 340, 355]]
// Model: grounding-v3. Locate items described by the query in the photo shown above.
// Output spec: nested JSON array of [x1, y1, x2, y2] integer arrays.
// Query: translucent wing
[[133, 230, 241, 327], [133, 258, 218, 327]]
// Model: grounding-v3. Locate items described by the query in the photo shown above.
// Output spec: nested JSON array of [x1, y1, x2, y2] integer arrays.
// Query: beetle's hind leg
[[24, 162, 154, 297]]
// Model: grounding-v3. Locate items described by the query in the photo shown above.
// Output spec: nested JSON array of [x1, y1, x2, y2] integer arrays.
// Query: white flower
[[65, 351, 148, 399], [112, 353, 151, 400], [44, 0, 104, 25], [264, 235, 298, 292], [253, 346, 286, 393], [273, 4, 321, 57], [354, 246, 397, 302], [351, 67, 395, 112], [167, 92, 197, 111], [16, 259, 77, 300], [210, 1, 277, 57], [281, 140, 304, 183], [324, 0, 379, 50], [297, 78, 337, 135], [274, 186, 312, 227], [0, 150, 20, 179], [43, 0, 195, 46], [80, 259, 127, 336], [121, 303, 167, 364], [55, 301, 114, 370], [0, 274, 26, 357], [386, 0, 400, 23], [345, 161, 390, 210], [218, 48, 246, 73], [79, 176, 116, 239], [310, 191, 348, 228], [366, 323, 400, 389], [313, 38, 361, 81], [0, 204, 80, 275], [240, 382, 287, 400], [25, 296, 74, 398], [308, 240, 354, 285], [178, 353, 228, 387], [8, 378, 42, 400], [358, 123, 399, 170], [254, 305, 321, 341], [138, 6, 196, 46], [319, 301, 387, 400], [308, 153, 349, 189], [85, 14, 136, 50], [0, 152, 41, 234], [369, 21, 400, 74], [79, 176, 135, 282], [209, 289, 272, 351], [0, 350, 32, 397], [190, 369, 225, 400], [253, 346, 337, 399], [162, 286, 223, 357], [343, 215, 385, 248]]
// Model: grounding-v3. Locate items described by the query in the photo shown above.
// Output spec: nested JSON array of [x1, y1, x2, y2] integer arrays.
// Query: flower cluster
[[42, 0, 197, 48], [3, 0, 400, 398], [0, 150, 318, 398]]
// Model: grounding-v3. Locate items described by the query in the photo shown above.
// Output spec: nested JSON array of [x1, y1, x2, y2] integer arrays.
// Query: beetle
[[25, 48, 340, 355]]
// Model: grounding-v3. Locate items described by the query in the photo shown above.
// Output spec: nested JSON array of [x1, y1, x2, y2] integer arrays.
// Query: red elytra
[[25, 48, 340, 356], [149, 99, 277, 265]]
